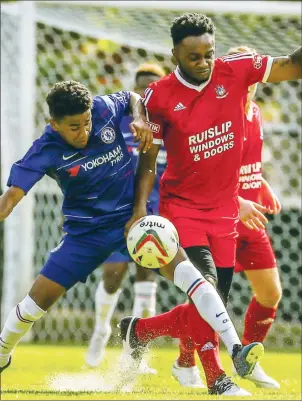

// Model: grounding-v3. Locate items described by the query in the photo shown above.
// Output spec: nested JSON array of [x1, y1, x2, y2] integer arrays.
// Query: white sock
[[93, 281, 121, 340], [174, 261, 241, 355], [0, 295, 46, 362], [132, 281, 157, 318]]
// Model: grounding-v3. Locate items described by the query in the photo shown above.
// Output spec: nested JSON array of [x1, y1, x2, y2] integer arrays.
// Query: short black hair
[[46, 80, 92, 120], [170, 13, 215, 46]]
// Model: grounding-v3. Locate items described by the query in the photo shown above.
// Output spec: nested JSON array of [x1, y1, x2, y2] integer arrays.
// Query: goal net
[[1, 1, 301, 349]]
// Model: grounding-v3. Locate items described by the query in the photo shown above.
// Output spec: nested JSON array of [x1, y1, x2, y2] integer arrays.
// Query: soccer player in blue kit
[[85, 64, 167, 372], [0, 81, 266, 379], [0, 81, 152, 371]]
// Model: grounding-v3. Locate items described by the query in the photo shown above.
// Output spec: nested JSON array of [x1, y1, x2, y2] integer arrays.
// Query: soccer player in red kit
[[119, 13, 301, 395], [173, 46, 283, 390], [232, 46, 282, 389]]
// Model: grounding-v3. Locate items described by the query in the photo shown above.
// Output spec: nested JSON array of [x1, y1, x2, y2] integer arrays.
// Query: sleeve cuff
[[262, 56, 274, 83], [153, 138, 163, 145]]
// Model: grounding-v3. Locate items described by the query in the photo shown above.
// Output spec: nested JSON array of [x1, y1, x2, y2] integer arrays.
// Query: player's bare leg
[[0, 275, 65, 371], [86, 262, 127, 367], [133, 265, 157, 319], [232, 267, 281, 388]]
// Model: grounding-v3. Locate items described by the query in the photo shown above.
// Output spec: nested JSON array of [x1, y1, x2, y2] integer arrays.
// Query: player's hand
[[259, 184, 282, 215], [239, 197, 268, 231], [130, 118, 153, 154], [124, 207, 147, 239]]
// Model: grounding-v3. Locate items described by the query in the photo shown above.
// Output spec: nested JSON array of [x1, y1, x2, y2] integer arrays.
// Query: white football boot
[[209, 374, 252, 396], [172, 360, 206, 388], [85, 328, 111, 367], [232, 361, 280, 389], [138, 358, 158, 375]]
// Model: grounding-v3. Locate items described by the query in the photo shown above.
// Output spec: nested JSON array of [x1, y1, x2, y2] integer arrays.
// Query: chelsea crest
[[100, 127, 116, 144]]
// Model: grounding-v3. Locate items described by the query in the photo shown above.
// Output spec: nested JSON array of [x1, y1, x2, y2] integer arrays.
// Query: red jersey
[[239, 101, 263, 203], [143, 52, 273, 209], [238, 101, 265, 238]]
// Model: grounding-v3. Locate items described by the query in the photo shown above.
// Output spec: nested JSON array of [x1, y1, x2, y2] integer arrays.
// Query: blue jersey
[[120, 116, 167, 212], [7, 92, 136, 235]]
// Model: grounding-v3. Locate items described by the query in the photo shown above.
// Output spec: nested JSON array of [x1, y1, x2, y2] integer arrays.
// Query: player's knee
[[135, 264, 157, 282], [185, 246, 217, 285], [103, 279, 121, 294], [204, 274, 217, 288], [256, 286, 282, 308], [103, 263, 128, 294], [103, 271, 124, 294]]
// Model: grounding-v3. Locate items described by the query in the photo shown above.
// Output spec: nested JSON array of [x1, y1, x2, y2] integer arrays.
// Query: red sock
[[135, 304, 189, 343], [136, 303, 225, 388], [177, 337, 196, 368], [185, 304, 225, 388], [242, 296, 277, 345]]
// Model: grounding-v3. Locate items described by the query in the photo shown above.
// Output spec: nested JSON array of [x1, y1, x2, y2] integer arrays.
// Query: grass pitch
[[0, 344, 301, 400]]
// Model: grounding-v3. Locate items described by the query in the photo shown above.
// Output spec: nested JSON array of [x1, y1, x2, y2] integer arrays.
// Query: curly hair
[[170, 13, 215, 46], [46, 80, 92, 120], [135, 63, 166, 83], [227, 45, 257, 55]]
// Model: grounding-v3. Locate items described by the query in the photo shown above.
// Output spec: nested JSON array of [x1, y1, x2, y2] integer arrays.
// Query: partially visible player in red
[[175, 46, 282, 390], [231, 45, 282, 388], [119, 13, 301, 395]]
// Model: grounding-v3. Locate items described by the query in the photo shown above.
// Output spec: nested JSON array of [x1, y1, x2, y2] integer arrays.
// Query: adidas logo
[[174, 102, 186, 111], [200, 342, 215, 352]]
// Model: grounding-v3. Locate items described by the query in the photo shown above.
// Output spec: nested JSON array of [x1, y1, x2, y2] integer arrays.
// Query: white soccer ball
[[127, 215, 179, 269]]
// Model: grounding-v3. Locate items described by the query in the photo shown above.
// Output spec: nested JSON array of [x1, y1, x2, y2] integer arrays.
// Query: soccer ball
[[127, 215, 179, 269]]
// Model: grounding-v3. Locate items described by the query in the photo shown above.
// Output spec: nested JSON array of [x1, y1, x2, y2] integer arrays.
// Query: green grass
[[1, 344, 301, 400]]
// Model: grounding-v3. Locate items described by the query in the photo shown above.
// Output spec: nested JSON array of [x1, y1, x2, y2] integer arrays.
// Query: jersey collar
[[174, 66, 213, 92]]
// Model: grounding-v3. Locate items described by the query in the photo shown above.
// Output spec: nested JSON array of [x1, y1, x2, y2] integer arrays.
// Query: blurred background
[[1, 1, 301, 350]]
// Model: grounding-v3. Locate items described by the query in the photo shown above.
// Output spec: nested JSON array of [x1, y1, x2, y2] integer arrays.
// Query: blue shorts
[[105, 251, 132, 264], [41, 225, 130, 290]]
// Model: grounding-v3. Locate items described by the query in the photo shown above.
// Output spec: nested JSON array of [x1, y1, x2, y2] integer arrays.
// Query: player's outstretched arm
[[267, 46, 302, 83], [128, 92, 153, 153], [238, 196, 268, 231], [0, 186, 25, 221], [124, 144, 160, 238]]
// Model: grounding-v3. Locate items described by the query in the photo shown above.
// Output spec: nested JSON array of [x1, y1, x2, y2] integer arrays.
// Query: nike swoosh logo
[[216, 312, 225, 318], [62, 153, 78, 160]]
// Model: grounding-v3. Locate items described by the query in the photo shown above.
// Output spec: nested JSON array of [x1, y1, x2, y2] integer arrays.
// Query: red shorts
[[235, 222, 277, 272], [159, 198, 239, 267]]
